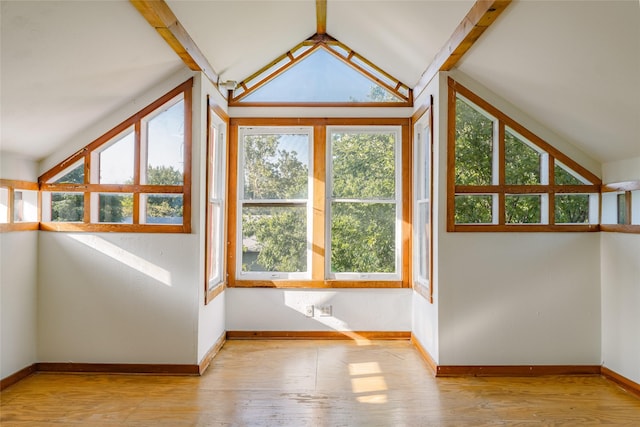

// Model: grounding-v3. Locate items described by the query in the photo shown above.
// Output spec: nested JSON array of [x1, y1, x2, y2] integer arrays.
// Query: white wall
[[436, 72, 602, 366], [601, 158, 640, 384], [196, 75, 228, 363], [0, 153, 39, 379], [37, 69, 207, 365], [410, 77, 441, 363], [227, 288, 411, 333]]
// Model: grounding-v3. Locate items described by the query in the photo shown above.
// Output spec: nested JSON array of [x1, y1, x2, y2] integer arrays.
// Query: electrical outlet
[[316, 305, 332, 317], [305, 305, 314, 317]]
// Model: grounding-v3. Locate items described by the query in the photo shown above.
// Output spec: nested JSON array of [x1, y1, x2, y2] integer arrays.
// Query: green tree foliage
[[241, 134, 309, 272], [455, 98, 493, 186], [146, 165, 184, 221], [51, 193, 83, 222]]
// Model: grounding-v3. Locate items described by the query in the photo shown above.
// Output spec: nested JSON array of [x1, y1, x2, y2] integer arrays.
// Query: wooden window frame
[[205, 100, 229, 304], [0, 179, 40, 232], [227, 117, 411, 289], [412, 100, 434, 303], [38, 79, 193, 233], [600, 181, 640, 234], [228, 34, 412, 107], [447, 78, 601, 232]]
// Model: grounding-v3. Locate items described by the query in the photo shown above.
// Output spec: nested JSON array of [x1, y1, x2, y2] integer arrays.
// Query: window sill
[[229, 279, 408, 289]]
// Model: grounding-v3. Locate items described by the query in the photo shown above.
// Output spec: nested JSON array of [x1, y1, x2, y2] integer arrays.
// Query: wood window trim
[[411, 98, 434, 303], [447, 78, 602, 232], [227, 117, 411, 289], [38, 79, 193, 234], [0, 179, 40, 232], [205, 100, 230, 305], [600, 181, 640, 234], [229, 35, 412, 107]]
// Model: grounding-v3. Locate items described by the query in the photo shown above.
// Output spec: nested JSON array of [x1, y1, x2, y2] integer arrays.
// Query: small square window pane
[[242, 133, 309, 200], [0, 187, 9, 223], [555, 194, 589, 224], [331, 202, 396, 273], [142, 194, 183, 224], [146, 99, 184, 185], [505, 194, 542, 224], [98, 193, 133, 223], [99, 131, 134, 184], [332, 131, 396, 199], [241, 206, 307, 273], [51, 193, 84, 222], [14, 190, 38, 222], [505, 130, 541, 185], [454, 195, 493, 224], [455, 98, 493, 186]]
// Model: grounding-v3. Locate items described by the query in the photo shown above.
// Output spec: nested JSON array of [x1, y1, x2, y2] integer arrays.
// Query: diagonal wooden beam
[[316, 0, 327, 35], [413, 0, 511, 98], [130, 0, 220, 85]]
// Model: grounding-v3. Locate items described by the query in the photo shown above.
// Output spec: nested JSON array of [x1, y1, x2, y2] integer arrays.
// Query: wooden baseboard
[[35, 362, 200, 375], [602, 366, 640, 398], [198, 333, 226, 374], [226, 331, 411, 340], [410, 334, 437, 375], [435, 365, 601, 377], [0, 364, 36, 391]]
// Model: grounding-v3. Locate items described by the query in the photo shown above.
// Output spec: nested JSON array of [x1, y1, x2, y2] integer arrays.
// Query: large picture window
[[448, 78, 601, 231], [228, 118, 410, 288], [39, 79, 192, 233]]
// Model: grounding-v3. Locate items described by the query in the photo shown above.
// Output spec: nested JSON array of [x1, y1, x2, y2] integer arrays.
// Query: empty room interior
[[1, 0, 639, 424]]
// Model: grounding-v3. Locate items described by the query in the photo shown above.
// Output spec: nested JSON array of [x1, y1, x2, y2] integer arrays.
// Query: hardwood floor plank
[[2, 340, 639, 425]]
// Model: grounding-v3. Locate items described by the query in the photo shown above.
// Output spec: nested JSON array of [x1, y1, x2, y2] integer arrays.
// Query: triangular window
[[229, 36, 411, 106]]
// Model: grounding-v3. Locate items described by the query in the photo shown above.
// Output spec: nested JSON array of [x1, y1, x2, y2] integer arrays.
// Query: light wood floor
[[1, 340, 639, 426]]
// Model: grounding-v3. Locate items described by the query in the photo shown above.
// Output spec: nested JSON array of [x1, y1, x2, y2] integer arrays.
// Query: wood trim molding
[[435, 365, 601, 377], [602, 366, 640, 398], [226, 331, 411, 341], [205, 282, 226, 305], [414, 0, 512, 99], [35, 362, 200, 375], [198, 333, 226, 375], [0, 364, 36, 391], [410, 334, 437, 375], [130, 0, 220, 90], [316, 0, 327, 35], [600, 224, 640, 234]]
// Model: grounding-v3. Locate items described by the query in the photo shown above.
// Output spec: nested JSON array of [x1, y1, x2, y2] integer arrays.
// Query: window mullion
[[313, 125, 326, 282]]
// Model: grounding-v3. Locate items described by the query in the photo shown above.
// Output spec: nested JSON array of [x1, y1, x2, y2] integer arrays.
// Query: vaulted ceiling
[[1, 0, 638, 166]]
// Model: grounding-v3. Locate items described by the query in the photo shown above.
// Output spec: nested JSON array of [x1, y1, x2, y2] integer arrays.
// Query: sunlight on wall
[[348, 361, 388, 404], [67, 234, 172, 286]]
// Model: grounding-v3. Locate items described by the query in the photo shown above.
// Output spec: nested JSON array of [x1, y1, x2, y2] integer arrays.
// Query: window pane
[[0, 187, 8, 223], [505, 194, 541, 224], [54, 162, 84, 184], [51, 193, 84, 222], [99, 131, 134, 184], [505, 130, 541, 185], [331, 202, 396, 273], [555, 194, 589, 223], [241, 206, 307, 273], [455, 98, 493, 185], [98, 193, 133, 223], [243, 133, 309, 200], [332, 131, 396, 199], [416, 202, 429, 281], [242, 48, 403, 103], [142, 194, 183, 224], [554, 163, 585, 185], [617, 193, 627, 225], [454, 195, 493, 224], [208, 204, 223, 284], [146, 99, 184, 185], [14, 190, 38, 222]]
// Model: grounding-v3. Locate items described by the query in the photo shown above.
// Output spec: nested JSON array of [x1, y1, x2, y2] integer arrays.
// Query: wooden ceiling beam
[[130, 0, 220, 85], [316, 0, 327, 35], [414, 0, 511, 98]]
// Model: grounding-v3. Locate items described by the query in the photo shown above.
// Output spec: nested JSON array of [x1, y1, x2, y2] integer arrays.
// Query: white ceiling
[[1, 0, 638, 166]]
